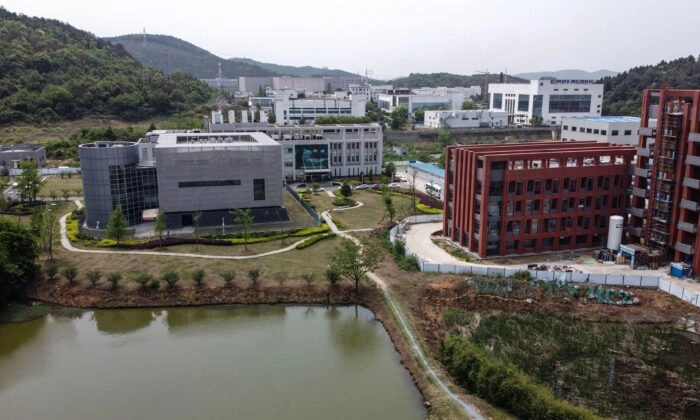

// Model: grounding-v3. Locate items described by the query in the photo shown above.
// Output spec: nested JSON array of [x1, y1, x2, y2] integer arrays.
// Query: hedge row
[[295, 233, 337, 250], [439, 335, 599, 420], [416, 203, 443, 214]]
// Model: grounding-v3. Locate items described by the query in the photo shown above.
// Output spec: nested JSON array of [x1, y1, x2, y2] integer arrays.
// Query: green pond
[[0, 305, 426, 420]]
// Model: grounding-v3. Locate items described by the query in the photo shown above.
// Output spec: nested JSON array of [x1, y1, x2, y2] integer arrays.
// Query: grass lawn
[[48, 235, 341, 290], [38, 175, 83, 198], [330, 190, 413, 230]]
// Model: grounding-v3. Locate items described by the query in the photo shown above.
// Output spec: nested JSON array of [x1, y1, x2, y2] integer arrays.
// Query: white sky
[[2, 0, 699, 79]]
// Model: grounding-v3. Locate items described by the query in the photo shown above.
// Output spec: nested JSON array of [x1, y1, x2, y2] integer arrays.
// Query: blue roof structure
[[408, 161, 444, 178], [569, 116, 640, 123]]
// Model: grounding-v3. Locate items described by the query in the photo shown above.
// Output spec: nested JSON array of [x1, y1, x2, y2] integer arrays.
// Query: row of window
[[563, 126, 633, 136], [503, 234, 599, 251], [496, 176, 624, 196], [479, 194, 624, 217]]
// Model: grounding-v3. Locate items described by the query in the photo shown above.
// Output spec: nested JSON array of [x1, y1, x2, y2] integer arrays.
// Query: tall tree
[[390, 105, 408, 130], [32, 206, 58, 260], [106, 206, 127, 245], [17, 161, 41, 203], [438, 127, 454, 148], [384, 162, 396, 179], [330, 238, 382, 292], [153, 209, 167, 247], [192, 212, 202, 250], [230, 208, 253, 250], [0, 219, 39, 306]]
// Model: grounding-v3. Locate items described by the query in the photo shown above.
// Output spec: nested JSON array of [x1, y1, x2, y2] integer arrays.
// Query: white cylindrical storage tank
[[607, 215, 624, 250]]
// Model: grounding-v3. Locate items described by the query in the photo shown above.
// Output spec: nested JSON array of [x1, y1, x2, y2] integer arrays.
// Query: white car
[[355, 184, 370, 190], [388, 182, 402, 188]]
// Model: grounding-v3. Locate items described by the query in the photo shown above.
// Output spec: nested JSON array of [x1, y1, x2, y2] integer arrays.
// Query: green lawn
[[38, 175, 83, 198], [330, 190, 413, 230]]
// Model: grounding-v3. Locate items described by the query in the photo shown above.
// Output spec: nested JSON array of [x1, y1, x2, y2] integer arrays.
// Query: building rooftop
[[409, 161, 445, 178], [155, 132, 279, 148], [567, 116, 641, 123]]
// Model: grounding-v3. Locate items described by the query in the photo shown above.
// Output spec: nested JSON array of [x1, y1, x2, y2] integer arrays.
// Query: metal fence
[[285, 184, 321, 225], [390, 217, 700, 308]]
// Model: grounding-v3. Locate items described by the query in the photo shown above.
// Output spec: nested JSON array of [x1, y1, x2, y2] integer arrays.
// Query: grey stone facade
[[0, 144, 47, 168]]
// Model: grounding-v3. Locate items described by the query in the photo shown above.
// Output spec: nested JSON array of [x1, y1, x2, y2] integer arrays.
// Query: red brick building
[[443, 142, 636, 258], [627, 88, 700, 273]]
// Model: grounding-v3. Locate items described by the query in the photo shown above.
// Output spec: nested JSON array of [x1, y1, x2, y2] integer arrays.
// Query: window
[[611, 130, 619, 136], [624, 130, 632, 135], [563, 125, 569, 130], [601, 130, 607, 135], [593, 129, 599, 134], [548, 95, 592, 113], [179, 180, 241, 188], [517, 94, 529, 112], [579, 127, 585, 132], [492, 93, 503, 109], [586, 128, 592, 133], [253, 179, 265, 200]]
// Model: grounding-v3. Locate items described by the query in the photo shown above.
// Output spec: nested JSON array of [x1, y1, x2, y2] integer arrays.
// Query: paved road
[[404, 222, 464, 265]]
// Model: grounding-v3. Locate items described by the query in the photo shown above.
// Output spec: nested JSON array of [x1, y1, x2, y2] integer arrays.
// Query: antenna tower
[[142, 28, 147, 48]]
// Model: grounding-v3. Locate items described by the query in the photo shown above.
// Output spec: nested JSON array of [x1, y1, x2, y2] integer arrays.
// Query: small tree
[[330, 238, 382, 292], [231, 208, 254, 250], [380, 187, 396, 224], [462, 100, 477, 110], [529, 115, 544, 126], [384, 162, 396, 179], [190, 268, 205, 287], [61, 189, 70, 202], [274, 271, 287, 286], [340, 183, 352, 198], [132, 272, 153, 291], [324, 266, 342, 286], [161, 269, 179, 290], [17, 160, 41, 203], [107, 272, 122, 290], [438, 127, 454, 149], [247, 268, 262, 285], [192, 212, 202, 250], [106, 206, 127, 245], [312, 182, 320, 193], [45, 264, 58, 281], [302, 273, 315, 286], [219, 270, 236, 287], [153, 209, 167, 247], [74, 187, 82, 197], [86, 269, 102, 287], [49, 190, 58, 202], [61, 265, 78, 285]]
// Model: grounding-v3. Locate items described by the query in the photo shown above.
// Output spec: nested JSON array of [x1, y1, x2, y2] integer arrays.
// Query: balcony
[[629, 207, 647, 218], [683, 177, 700, 189], [639, 127, 654, 136], [634, 167, 649, 178], [686, 155, 700, 167], [680, 199, 700, 212], [637, 147, 650, 157], [474, 212, 481, 222], [476, 168, 483, 181], [631, 187, 648, 198], [675, 241, 695, 255], [677, 221, 698, 234], [624, 225, 644, 237], [689, 132, 700, 143]]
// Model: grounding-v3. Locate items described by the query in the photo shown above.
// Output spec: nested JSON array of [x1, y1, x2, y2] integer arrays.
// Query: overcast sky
[[2, 0, 699, 79]]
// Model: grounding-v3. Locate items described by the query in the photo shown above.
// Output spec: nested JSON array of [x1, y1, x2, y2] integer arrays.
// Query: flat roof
[[155, 132, 279, 147], [408, 161, 445, 178], [566, 116, 641, 123]]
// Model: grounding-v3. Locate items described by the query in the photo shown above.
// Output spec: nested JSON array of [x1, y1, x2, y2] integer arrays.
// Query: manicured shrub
[[86, 270, 102, 287], [45, 264, 58, 281], [61, 265, 78, 284], [219, 270, 236, 287], [416, 203, 443, 214], [190, 268, 205, 287], [161, 269, 179, 289], [107, 272, 121, 290], [247, 268, 262, 285], [295, 233, 336, 250]]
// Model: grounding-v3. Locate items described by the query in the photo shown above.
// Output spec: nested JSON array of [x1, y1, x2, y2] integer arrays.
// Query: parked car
[[296, 183, 307, 189], [388, 182, 402, 188], [355, 184, 370, 190], [399, 175, 408, 182]]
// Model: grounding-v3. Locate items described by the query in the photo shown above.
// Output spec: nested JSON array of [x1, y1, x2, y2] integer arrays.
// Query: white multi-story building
[[272, 76, 325, 93], [349, 83, 370, 101], [560, 116, 641, 145], [424, 110, 508, 128], [274, 96, 366, 125], [488, 77, 604, 126], [369, 84, 393, 102], [377, 86, 478, 114]]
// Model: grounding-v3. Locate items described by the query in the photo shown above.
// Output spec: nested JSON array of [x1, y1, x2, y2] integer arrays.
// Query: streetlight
[[96, 221, 100, 230]]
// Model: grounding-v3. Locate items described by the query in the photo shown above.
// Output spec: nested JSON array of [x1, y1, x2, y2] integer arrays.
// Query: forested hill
[[391, 72, 528, 88], [0, 8, 214, 125], [104, 34, 277, 78], [600, 55, 700, 116], [106, 34, 360, 79]]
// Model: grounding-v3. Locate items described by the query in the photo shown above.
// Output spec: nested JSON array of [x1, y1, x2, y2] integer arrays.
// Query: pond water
[[0, 305, 426, 420]]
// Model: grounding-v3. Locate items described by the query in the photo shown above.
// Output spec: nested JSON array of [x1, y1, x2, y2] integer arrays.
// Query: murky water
[[0, 305, 426, 420]]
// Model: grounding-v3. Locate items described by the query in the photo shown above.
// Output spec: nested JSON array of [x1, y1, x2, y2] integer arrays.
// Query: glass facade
[[517, 94, 529, 112], [253, 178, 265, 201], [532, 95, 543, 117], [492, 93, 503, 109], [548, 95, 592, 113], [295, 144, 329, 170], [109, 164, 158, 225]]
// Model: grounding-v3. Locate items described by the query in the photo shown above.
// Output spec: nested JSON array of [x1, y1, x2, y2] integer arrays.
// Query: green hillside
[[600, 55, 700, 116], [107, 34, 360, 79], [228, 57, 359, 78], [0, 8, 214, 125], [104, 34, 277, 78], [391, 72, 528, 89]]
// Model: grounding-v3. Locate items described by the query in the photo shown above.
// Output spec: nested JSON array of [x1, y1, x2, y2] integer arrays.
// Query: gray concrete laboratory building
[[79, 131, 284, 230]]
